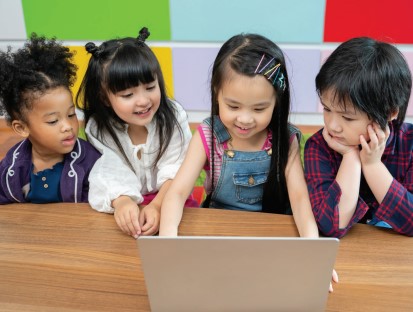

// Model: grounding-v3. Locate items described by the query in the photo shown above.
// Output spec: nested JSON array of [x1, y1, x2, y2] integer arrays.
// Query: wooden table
[[0, 204, 412, 311]]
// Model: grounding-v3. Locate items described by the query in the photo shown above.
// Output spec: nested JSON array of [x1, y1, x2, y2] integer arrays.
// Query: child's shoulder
[[1, 139, 31, 163], [399, 122, 413, 135], [73, 138, 101, 160], [304, 128, 325, 149], [397, 122, 413, 148]]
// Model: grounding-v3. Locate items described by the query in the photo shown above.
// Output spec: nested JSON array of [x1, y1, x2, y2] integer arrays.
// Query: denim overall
[[204, 117, 272, 212]]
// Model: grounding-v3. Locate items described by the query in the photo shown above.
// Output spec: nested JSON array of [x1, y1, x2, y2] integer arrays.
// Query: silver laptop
[[138, 236, 339, 312]]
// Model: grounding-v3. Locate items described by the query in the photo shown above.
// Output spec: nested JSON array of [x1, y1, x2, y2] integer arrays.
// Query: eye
[[121, 93, 133, 98], [68, 113, 77, 118], [343, 116, 355, 121], [254, 108, 265, 112], [227, 104, 238, 110], [46, 120, 58, 125], [146, 84, 156, 91]]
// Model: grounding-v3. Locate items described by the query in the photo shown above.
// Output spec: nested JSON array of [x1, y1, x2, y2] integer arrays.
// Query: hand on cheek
[[322, 128, 358, 156], [359, 123, 389, 166]]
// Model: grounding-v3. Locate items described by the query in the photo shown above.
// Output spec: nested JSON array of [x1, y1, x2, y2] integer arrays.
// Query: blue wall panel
[[170, 0, 326, 43]]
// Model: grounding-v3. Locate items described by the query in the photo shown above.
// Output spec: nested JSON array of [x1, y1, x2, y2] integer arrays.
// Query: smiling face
[[107, 79, 161, 130], [217, 70, 276, 147], [321, 88, 372, 146]]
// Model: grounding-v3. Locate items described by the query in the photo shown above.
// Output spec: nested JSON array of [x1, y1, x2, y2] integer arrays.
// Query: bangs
[[105, 45, 158, 93]]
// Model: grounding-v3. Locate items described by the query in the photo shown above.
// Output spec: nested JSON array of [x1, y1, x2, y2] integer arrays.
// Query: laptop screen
[[138, 236, 339, 312]]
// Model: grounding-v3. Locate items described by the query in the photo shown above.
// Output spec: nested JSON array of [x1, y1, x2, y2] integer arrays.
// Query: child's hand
[[322, 128, 359, 156], [113, 196, 141, 238], [329, 269, 339, 293], [359, 123, 390, 167], [139, 203, 161, 236]]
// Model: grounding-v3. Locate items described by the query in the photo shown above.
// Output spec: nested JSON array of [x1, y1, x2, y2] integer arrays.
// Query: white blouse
[[86, 102, 192, 213]]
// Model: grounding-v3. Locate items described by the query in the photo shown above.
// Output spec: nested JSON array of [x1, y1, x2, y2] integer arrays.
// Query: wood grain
[[0, 204, 412, 311]]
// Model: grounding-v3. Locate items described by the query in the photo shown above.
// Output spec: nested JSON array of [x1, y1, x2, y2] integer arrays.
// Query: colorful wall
[[1, 0, 413, 124]]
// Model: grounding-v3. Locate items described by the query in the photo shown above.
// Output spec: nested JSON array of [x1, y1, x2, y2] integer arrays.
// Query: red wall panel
[[324, 0, 413, 44]]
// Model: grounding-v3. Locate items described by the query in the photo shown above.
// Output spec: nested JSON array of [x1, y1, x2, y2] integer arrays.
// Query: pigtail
[[85, 42, 101, 58], [137, 27, 150, 44]]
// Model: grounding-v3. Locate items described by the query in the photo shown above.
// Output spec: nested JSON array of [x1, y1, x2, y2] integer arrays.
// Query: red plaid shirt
[[304, 121, 413, 238]]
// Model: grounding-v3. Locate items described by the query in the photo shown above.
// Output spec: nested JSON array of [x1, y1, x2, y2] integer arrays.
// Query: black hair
[[208, 33, 292, 214], [0, 33, 77, 124], [76, 27, 183, 169], [316, 37, 412, 130]]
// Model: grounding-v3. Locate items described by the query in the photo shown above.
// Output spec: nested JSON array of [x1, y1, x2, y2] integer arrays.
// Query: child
[[0, 34, 101, 204], [159, 33, 320, 238], [304, 37, 413, 238], [77, 27, 194, 238]]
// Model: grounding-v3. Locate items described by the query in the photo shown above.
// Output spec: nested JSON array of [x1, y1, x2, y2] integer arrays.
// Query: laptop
[[138, 236, 339, 312]]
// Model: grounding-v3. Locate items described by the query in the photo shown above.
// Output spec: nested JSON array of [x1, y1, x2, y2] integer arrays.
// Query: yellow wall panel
[[69, 46, 91, 103], [152, 47, 174, 98]]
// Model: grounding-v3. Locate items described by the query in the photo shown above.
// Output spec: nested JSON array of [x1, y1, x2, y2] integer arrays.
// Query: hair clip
[[255, 54, 286, 91], [278, 73, 286, 91], [137, 27, 150, 45], [254, 54, 265, 74]]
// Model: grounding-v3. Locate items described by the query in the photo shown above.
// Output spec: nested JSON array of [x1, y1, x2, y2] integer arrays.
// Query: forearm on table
[[362, 162, 393, 204], [335, 152, 361, 228]]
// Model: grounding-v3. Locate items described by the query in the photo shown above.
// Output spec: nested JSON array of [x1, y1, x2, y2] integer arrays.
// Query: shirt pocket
[[233, 171, 268, 204]]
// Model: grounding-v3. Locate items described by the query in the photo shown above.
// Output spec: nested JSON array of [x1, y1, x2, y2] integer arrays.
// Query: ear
[[389, 109, 399, 121], [11, 120, 30, 138]]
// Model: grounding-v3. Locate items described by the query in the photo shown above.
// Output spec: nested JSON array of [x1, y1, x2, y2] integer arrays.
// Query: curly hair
[[0, 33, 77, 124]]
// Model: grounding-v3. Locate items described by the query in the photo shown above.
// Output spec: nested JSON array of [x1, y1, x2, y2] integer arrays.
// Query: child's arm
[[322, 128, 362, 229], [139, 179, 172, 236], [159, 131, 207, 236], [112, 195, 141, 238], [87, 148, 143, 213], [288, 137, 339, 291], [360, 123, 413, 236], [305, 130, 367, 238], [285, 137, 319, 237]]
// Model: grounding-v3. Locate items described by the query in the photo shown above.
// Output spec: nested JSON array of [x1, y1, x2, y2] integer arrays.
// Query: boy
[[304, 37, 413, 238]]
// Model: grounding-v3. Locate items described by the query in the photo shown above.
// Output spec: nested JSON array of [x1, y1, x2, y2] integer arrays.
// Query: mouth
[[236, 125, 252, 130], [62, 134, 76, 146], [134, 107, 151, 115]]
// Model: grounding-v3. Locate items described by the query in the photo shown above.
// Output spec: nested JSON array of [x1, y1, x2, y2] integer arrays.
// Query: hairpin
[[255, 53, 286, 91]]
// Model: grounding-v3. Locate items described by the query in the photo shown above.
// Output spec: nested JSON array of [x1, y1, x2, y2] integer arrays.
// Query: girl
[[77, 27, 194, 238], [0, 34, 101, 204], [159, 33, 319, 237], [159, 32, 338, 291]]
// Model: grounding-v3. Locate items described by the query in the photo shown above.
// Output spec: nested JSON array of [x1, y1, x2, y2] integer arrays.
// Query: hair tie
[[85, 42, 100, 57], [137, 27, 150, 44]]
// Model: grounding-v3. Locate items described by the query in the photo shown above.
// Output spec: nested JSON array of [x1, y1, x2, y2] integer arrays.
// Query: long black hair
[[0, 33, 77, 124], [76, 27, 182, 169], [209, 33, 293, 214], [316, 37, 412, 130]]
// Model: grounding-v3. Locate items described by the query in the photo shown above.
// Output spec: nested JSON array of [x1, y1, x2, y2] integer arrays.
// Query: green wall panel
[[22, 0, 170, 40]]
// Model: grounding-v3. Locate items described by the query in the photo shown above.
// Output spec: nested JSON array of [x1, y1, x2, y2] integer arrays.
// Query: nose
[[61, 118, 74, 132], [237, 111, 253, 125], [325, 114, 342, 133], [134, 93, 150, 107]]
